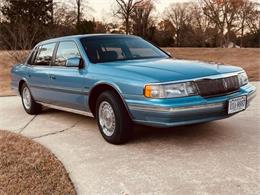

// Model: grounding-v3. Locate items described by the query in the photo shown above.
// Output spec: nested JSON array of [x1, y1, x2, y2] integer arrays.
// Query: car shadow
[[131, 121, 230, 145]]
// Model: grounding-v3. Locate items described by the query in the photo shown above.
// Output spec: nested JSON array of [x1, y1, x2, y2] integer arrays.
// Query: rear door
[[47, 41, 87, 110], [27, 43, 56, 103]]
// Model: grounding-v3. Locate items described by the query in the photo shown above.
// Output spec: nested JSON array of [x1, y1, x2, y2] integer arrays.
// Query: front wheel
[[21, 83, 42, 115], [96, 91, 133, 144]]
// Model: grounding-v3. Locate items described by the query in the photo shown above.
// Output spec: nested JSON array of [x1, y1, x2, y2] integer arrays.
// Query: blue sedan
[[11, 34, 256, 144]]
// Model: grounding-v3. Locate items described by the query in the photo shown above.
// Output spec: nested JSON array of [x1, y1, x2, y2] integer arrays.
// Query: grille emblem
[[223, 79, 228, 89]]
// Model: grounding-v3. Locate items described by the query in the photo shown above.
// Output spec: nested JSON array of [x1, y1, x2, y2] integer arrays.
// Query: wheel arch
[[88, 82, 133, 119], [18, 79, 27, 95]]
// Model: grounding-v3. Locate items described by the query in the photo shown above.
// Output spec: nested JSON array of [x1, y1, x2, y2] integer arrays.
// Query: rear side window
[[54, 41, 81, 66], [33, 43, 56, 66], [27, 47, 38, 65]]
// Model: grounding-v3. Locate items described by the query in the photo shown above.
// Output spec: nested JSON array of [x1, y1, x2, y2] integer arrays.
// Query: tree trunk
[[77, 0, 81, 26], [226, 25, 232, 47], [125, 17, 130, 34], [219, 28, 225, 47], [240, 21, 244, 48]]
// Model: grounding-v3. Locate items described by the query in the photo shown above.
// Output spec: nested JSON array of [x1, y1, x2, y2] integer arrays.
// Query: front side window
[[80, 36, 169, 63], [54, 41, 81, 66], [33, 43, 56, 66]]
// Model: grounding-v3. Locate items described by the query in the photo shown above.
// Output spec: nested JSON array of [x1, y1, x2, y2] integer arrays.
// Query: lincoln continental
[[11, 34, 256, 144]]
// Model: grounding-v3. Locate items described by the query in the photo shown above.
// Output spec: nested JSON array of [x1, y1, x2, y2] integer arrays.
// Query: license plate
[[228, 96, 247, 114]]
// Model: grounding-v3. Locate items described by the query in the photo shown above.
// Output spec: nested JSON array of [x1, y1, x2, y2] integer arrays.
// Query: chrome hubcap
[[98, 101, 116, 137], [22, 87, 31, 110]]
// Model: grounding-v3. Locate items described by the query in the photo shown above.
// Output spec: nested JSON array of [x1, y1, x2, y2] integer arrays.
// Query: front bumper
[[126, 83, 256, 127]]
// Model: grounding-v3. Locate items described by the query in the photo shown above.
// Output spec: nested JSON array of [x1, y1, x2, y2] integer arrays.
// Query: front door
[[47, 41, 87, 110]]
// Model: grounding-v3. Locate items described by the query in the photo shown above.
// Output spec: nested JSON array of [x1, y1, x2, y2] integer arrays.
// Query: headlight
[[238, 72, 248, 86], [144, 82, 198, 98]]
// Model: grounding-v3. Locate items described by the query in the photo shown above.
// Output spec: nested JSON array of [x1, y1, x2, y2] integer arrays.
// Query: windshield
[[80, 36, 169, 63]]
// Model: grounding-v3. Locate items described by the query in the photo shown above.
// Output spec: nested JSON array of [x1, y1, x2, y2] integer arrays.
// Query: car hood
[[96, 58, 242, 83]]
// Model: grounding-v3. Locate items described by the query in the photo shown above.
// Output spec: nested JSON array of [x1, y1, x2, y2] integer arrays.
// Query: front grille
[[195, 75, 240, 97]]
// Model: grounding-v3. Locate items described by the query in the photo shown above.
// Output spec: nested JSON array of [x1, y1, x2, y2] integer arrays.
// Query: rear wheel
[[21, 83, 42, 115], [96, 90, 133, 144]]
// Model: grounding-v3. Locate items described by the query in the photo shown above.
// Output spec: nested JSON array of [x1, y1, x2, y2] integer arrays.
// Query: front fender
[[88, 80, 134, 119]]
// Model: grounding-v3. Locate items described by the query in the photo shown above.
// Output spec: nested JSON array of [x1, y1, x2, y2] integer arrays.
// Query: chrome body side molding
[[38, 102, 94, 118]]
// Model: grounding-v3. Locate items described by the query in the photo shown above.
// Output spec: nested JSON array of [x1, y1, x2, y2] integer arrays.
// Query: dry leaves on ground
[[0, 130, 76, 195]]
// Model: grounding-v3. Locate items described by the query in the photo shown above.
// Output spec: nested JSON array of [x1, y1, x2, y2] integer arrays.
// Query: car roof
[[37, 34, 138, 46]]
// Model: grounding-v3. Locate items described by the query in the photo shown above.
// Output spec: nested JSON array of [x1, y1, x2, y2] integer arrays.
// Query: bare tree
[[54, 3, 77, 26], [236, 0, 257, 47], [114, 0, 143, 34], [74, 0, 90, 25], [1, 22, 39, 61], [190, 3, 211, 47], [202, 0, 259, 47], [76, 0, 82, 25], [244, 2, 260, 35], [202, 0, 227, 47], [166, 3, 192, 47], [132, 0, 154, 37], [224, 0, 242, 46]]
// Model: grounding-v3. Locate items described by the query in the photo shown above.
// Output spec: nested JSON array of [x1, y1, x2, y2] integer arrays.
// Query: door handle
[[49, 75, 56, 80]]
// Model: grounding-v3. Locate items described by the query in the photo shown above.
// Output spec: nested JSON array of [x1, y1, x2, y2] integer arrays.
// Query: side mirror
[[66, 57, 84, 68]]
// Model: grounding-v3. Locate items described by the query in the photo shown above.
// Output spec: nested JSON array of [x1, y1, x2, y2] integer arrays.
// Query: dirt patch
[[0, 52, 16, 96], [0, 48, 259, 96], [0, 130, 76, 195]]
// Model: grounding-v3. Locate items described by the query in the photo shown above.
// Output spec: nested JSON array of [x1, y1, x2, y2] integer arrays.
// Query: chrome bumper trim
[[247, 90, 256, 102], [128, 102, 225, 113]]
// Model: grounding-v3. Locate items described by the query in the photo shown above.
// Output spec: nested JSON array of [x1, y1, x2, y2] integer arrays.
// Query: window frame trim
[[51, 40, 83, 68], [27, 46, 39, 65]]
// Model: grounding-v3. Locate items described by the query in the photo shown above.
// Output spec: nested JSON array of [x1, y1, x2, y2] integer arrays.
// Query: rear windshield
[[80, 36, 168, 63]]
